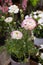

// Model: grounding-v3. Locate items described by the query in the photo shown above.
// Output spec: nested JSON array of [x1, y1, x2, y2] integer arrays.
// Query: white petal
[[38, 18, 43, 24], [33, 12, 37, 15], [40, 53, 43, 59], [33, 15, 38, 19], [38, 63, 42, 65], [8, 10, 14, 13]]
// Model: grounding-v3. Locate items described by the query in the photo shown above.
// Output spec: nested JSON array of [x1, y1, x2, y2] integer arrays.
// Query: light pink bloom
[[5, 17, 13, 23], [21, 18, 36, 30], [22, 0, 28, 10], [2, 5, 8, 13], [11, 31, 23, 39]]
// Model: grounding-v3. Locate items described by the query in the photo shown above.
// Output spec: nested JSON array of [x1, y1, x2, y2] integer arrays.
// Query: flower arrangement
[[0, 0, 39, 63]]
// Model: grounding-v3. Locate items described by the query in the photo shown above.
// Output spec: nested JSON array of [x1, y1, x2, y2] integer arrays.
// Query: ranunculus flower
[[38, 18, 43, 26], [21, 18, 36, 30], [11, 31, 23, 39], [5, 17, 13, 23], [8, 5, 19, 14]]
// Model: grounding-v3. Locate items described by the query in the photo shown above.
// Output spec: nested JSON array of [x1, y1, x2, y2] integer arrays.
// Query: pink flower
[[22, 0, 28, 10], [11, 31, 23, 39], [21, 18, 36, 30], [2, 5, 8, 13]]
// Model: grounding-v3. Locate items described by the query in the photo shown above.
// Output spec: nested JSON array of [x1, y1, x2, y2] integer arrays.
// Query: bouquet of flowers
[[0, 0, 39, 64]]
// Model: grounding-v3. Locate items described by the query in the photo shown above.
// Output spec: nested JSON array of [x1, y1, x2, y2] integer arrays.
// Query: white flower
[[33, 15, 38, 19], [38, 18, 43, 26], [40, 53, 43, 59], [11, 31, 23, 39], [38, 63, 42, 65], [39, 45, 43, 49], [8, 5, 19, 14], [5, 17, 13, 23]]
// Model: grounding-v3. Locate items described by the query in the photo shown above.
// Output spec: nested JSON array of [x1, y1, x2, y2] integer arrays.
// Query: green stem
[[8, 23, 13, 31]]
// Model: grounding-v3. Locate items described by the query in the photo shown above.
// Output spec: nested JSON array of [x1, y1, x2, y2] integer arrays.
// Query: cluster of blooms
[[1, 1, 43, 39], [4, 4, 21, 39], [3, 3, 37, 40], [0, 0, 28, 13], [30, 11, 43, 26]]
